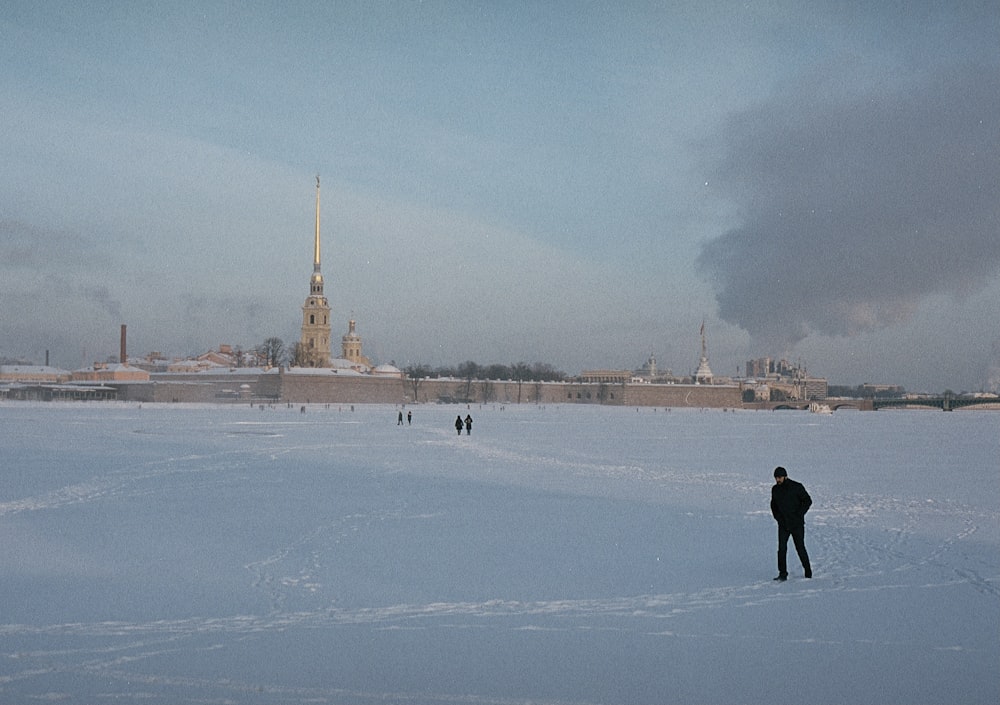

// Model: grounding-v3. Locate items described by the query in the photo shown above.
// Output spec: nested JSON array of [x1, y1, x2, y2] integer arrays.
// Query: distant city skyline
[[2, 3, 998, 393]]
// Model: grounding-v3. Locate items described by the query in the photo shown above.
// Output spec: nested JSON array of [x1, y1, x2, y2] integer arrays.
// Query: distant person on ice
[[398, 411, 404, 425], [464, 415, 473, 435], [771, 466, 812, 581], [407, 410, 412, 425], [455, 415, 464, 435]]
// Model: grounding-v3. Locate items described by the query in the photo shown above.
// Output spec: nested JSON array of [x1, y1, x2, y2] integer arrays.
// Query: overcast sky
[[2, 2, 998, 392]]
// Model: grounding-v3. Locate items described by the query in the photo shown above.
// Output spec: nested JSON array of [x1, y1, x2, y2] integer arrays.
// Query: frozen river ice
[[1, 401, 997, 704]]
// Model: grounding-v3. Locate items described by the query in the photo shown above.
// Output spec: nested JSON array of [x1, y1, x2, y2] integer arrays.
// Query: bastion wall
[[114, 371, 742, 409]]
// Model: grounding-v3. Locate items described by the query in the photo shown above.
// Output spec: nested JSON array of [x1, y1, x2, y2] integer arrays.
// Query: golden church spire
[[300, 176, 332, 366], [314, 175, 321, 275], [309, 175, 323, 297]]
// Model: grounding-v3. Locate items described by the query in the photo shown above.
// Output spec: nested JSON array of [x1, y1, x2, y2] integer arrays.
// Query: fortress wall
[[408, 378, 742, 408], [406, 378, 547, 405], [622, 383, 742, 408], [256, 372, 283, 400], [150, 381, 239, 403], [408, 379, 580, 405], [115, 373, 282, 403], [117, 373, 740, 408], [279, 373, 405, 404], [113, 382, 154, 402]]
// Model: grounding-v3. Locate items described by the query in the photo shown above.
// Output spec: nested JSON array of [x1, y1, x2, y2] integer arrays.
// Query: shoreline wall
[[112, 371, 742, 408], [408, 378, 741, 408]]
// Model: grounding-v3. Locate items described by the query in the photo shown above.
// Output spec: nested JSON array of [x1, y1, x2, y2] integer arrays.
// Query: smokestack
[[45, 349, 49, 367], [120, 324, 127, 364]]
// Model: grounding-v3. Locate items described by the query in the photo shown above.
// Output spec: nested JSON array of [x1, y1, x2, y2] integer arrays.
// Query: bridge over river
[[752, 396, 999, 411], [871, 395, 1000, 411]]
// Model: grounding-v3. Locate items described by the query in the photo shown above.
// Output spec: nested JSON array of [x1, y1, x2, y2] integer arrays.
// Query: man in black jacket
[[770, 466, 812, 581]]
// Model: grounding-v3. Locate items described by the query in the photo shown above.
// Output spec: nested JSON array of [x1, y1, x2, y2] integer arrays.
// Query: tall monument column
[[300, 176, 332, 366], [694, 320, 714, 384]]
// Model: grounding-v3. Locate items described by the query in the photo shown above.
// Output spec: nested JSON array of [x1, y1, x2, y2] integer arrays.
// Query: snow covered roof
[[0, 365, 70, 375], [329, 357, 370, 371], [286, 365, 366, 377], [174, 366, 271, 375], [73, 362, 141, 373]]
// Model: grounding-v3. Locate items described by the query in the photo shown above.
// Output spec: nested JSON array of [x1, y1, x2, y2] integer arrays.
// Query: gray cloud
[[78, 285, 122, 322], [177, 292, 286, 354], [697, 62, 1000, 351], [0, 219, 123, 324], [0, 219, 102, 271]]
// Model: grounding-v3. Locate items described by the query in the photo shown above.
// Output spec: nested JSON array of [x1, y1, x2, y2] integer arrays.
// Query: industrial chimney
[[120, 324, 127, 364]]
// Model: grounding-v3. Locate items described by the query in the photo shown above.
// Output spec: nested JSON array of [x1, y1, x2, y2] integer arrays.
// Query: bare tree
[[457, 360, 478, 402], [530, 362, 565, 382], [258, 337, 287, 368], [483, 363, 510, 380], [404, 364, 432, 403], [511, 361, 531, 403], [289, 342, 306, 367]]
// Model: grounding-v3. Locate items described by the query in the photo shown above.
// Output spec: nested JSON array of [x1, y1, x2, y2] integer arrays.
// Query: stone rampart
[[279, 371, 404, 404], [622, 383, 742, 408], [112, 371, 740, 408], [408, 378, 740, 408], [115, 372, 281, 403]]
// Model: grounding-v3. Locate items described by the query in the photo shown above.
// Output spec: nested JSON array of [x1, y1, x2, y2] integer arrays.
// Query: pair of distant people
[[397, 410, 412, 425], [455, 414, 472, 435]]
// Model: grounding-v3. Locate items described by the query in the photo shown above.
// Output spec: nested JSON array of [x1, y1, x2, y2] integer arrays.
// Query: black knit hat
[[773, 466, 788, 478]]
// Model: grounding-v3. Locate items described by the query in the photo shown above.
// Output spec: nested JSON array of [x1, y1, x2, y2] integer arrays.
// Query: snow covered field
[[1, 401, 997, 704]]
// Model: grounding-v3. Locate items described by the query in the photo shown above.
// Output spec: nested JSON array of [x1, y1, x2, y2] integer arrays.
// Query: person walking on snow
[[771, 466, 812, 581], [464, 415, 473, 435], [455, 415, 464, 435]]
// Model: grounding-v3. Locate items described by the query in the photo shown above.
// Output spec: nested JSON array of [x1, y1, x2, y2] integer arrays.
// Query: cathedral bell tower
[[300, 176, 332, 366], [341, 318, 372, 369]]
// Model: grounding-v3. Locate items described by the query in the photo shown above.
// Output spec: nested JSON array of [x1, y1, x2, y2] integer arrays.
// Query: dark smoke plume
[[697, 63, 1000, 350]]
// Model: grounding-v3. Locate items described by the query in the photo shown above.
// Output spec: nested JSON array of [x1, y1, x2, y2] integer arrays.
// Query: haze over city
[[2, 2, 998, 393]]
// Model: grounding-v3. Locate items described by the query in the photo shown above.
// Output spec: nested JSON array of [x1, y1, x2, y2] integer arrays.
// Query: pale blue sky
[[2, 1, 998, 391]]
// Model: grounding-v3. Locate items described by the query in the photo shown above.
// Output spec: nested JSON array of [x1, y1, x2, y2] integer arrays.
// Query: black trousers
[[778, 524, 811, 577]]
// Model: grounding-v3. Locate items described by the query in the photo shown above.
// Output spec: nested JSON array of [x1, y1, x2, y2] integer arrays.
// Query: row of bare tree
[[402, 361, 566, 383], [250, 339, 569, 385]]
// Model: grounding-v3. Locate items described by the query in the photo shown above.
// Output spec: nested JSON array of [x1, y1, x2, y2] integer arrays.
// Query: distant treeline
[[229, 339, 571, 382], [403, 361, 567, 382], [827, 385, 908, 398]]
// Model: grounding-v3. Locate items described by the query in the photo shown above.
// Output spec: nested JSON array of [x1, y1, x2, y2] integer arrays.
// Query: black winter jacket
[[771, 478, 812, 529]]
